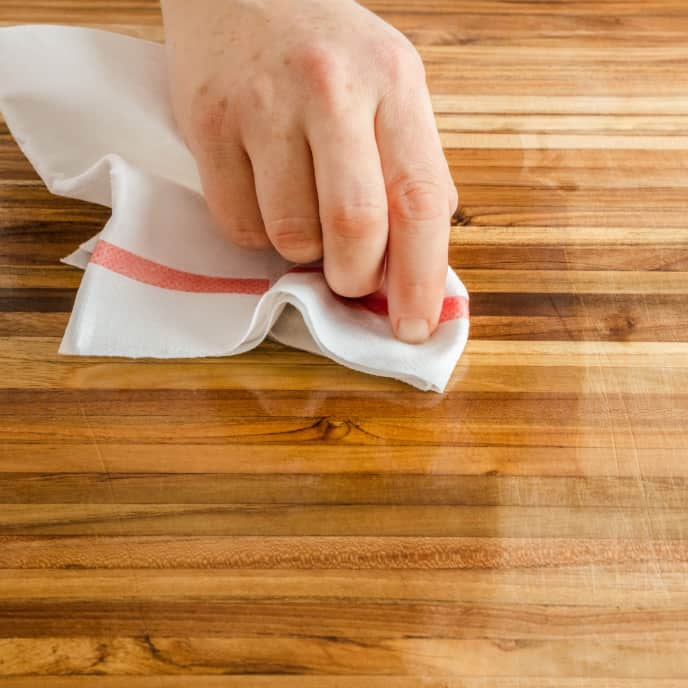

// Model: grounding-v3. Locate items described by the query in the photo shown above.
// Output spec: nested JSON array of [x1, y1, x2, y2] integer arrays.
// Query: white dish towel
[[0, 25, 469, 392]]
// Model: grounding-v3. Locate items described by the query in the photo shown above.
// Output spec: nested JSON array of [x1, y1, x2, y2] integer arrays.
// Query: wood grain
[[1, 0, 688, 685]]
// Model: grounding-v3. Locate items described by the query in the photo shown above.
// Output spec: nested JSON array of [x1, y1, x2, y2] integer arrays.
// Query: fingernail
[[397, 318, 430, 344]]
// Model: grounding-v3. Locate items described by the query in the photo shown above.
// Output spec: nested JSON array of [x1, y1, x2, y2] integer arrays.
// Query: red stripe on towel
[[352, 294, 469, 324], [290, 267, 469, 323], [89, 241, 469, 322], [91, 240, 271, 295]]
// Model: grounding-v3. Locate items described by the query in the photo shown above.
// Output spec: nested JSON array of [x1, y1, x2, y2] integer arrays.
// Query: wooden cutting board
[[1, 1, 687, 684]]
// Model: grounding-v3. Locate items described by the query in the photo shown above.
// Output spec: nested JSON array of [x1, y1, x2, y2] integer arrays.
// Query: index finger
[[376, 86, 453, 344]]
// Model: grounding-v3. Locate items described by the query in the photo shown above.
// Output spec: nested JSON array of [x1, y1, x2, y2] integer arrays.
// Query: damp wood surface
[[1, 0, 688, 685]]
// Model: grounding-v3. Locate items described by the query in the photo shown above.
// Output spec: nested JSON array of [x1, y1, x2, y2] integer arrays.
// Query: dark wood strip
[[0, 291, 686, 341], [2, 473, 687, 507], [2, 598, 687, 639], [0, 389, 684, 419], [0, 289, 76, 312], [0, 503, 686, 538]]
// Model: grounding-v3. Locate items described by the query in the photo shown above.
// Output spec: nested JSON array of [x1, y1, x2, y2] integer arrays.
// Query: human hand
[[161, 0, 458, 343]]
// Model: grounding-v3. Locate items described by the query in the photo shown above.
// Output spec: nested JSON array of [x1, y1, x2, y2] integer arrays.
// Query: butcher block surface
[[1, 1, 687, 684]]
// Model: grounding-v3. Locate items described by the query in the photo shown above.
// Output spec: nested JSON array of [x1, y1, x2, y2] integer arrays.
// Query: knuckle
[[240, 74, 277, 115], [376, 37, 425, 82], [188, 77, 276, 146], [266, 218, 323, 263], [221, 219, 270, 250], [388, 174, 446, 223], [188, 88, 232, 144], [289, 42, 346, 103], [323, 204, 388, 241]]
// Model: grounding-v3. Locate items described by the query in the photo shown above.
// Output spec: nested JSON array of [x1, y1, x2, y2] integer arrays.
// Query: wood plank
[[1, 503, 687, 538], [1, 635, 688, 677], [1, 536, 686, 569], [0, 680, 684, 688], [4, 597, 688, 638], [3, 566, 688, 605], [0, 681, 686, 688], [3, 472, 687, 507]]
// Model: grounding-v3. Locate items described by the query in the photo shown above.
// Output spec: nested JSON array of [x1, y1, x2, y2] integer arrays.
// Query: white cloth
[[0, 25, 469, 392]]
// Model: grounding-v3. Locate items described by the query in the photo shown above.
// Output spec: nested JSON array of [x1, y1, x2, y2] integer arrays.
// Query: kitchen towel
[[0, 24, 469, 392]]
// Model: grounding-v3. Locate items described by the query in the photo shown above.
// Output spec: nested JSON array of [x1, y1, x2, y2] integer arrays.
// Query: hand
[[161, 0, 458, 343]]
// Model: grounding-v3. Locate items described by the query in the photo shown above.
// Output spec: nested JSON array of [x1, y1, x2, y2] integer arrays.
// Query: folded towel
[[0, 25, 469, 392]]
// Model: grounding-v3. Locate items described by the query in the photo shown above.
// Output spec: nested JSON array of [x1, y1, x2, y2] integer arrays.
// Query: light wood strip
[[441, 133, 688, 150], [460, 271, 688, 294], [450, 226, 688, 245], [437, 114, 688, 135], [0, 444, 683, 478], [0, 535, 687, 569], [2, 567, 688, 606], [433, 95, 688, 115], [1, 348, 686, 393]]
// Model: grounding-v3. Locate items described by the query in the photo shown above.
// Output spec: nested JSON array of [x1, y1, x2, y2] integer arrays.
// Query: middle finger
[[308, 114, 389, 298]]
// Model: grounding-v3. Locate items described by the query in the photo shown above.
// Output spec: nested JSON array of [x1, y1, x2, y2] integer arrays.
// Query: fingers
[[246, 129, 322, 264], [191, 138, 271, 250], [376, 86, 452, 344], [307, 115, 389, 298]]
